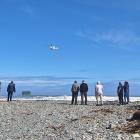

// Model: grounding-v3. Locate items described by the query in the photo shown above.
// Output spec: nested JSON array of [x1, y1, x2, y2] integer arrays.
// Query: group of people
[[117, 81, 129, 105], [71, 80, 104, 106], [71, 80, 88, 105], [71, 80, 129, 106], [0, 80, 130, 104]]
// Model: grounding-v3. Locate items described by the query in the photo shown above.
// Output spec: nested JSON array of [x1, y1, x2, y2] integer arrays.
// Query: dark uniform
[[80, 81, 88, 105], [7, 81, 16, 101], [117, 82, 123, 105]]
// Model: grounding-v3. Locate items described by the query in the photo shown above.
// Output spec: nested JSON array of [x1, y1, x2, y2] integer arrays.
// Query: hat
[[82, 80, 85, 83]]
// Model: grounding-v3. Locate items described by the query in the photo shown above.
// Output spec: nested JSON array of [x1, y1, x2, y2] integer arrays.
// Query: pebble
[[0, 100, 138, 139]]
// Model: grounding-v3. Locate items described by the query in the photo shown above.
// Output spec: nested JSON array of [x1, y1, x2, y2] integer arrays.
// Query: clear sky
[[0, 0, 140, 83]]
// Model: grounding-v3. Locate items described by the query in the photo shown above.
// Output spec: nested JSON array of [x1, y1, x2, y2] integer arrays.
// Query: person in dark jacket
[[117, 82, 124, 105], [80, 80, 88, 105], [123, 81, 129, 104], [7, 81, 16, 101], [71, 81, 79, 105]]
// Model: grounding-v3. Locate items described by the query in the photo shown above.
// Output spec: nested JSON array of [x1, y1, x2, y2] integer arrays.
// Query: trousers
[[7, 92, 13, 101], [81, 92, 87, 105], [71, 92, 78, 105]]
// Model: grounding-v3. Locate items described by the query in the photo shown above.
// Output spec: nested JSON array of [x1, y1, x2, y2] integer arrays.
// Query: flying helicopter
[[48, 44, 59, 50]]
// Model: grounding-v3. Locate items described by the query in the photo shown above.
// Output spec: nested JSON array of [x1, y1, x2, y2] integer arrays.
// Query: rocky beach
[[0, 100, 140, 140]]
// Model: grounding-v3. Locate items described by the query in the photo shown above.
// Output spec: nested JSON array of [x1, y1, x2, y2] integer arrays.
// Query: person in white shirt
[[95, 81, 103, 106]]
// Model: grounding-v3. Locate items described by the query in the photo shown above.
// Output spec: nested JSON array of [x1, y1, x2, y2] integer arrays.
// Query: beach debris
[[106, 121, 112, 129], [127, 110, 140, 123], [126, 115, 133, 121], [132, 133, 140, 138], [114, 120, 140, 134], [106, 124, 112, 129], [70, 118, 79, 122], [81, 115, 95, 119], [92, 108, 114, 114]]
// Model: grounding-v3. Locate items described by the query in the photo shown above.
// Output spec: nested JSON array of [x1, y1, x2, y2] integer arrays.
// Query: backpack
[[72, 84, 79, 92]]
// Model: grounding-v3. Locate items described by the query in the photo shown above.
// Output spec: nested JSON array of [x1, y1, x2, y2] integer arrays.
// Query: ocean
[[1, 77, 140, 98]]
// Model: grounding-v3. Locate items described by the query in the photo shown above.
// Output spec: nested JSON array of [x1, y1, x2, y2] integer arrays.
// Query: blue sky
[[0, 0, 140, 84]]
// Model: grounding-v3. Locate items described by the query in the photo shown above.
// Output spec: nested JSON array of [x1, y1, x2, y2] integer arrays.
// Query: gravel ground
[[0, 100, 140, 140]]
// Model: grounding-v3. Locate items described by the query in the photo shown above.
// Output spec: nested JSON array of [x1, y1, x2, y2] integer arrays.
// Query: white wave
[[1, 96, 140, 102]]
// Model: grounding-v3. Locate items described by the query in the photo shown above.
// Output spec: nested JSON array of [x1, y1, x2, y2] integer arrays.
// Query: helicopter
[[48, 44, 59, 50]]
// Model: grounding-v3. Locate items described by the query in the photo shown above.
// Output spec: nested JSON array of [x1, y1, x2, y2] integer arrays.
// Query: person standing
[[117, 82, 124, 105], [124, 81, 129, 104], [7, 81, 16, 101], [80, 80, 88, 105], [95, 81, 103, 106], [71, 81, 79, 105]]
